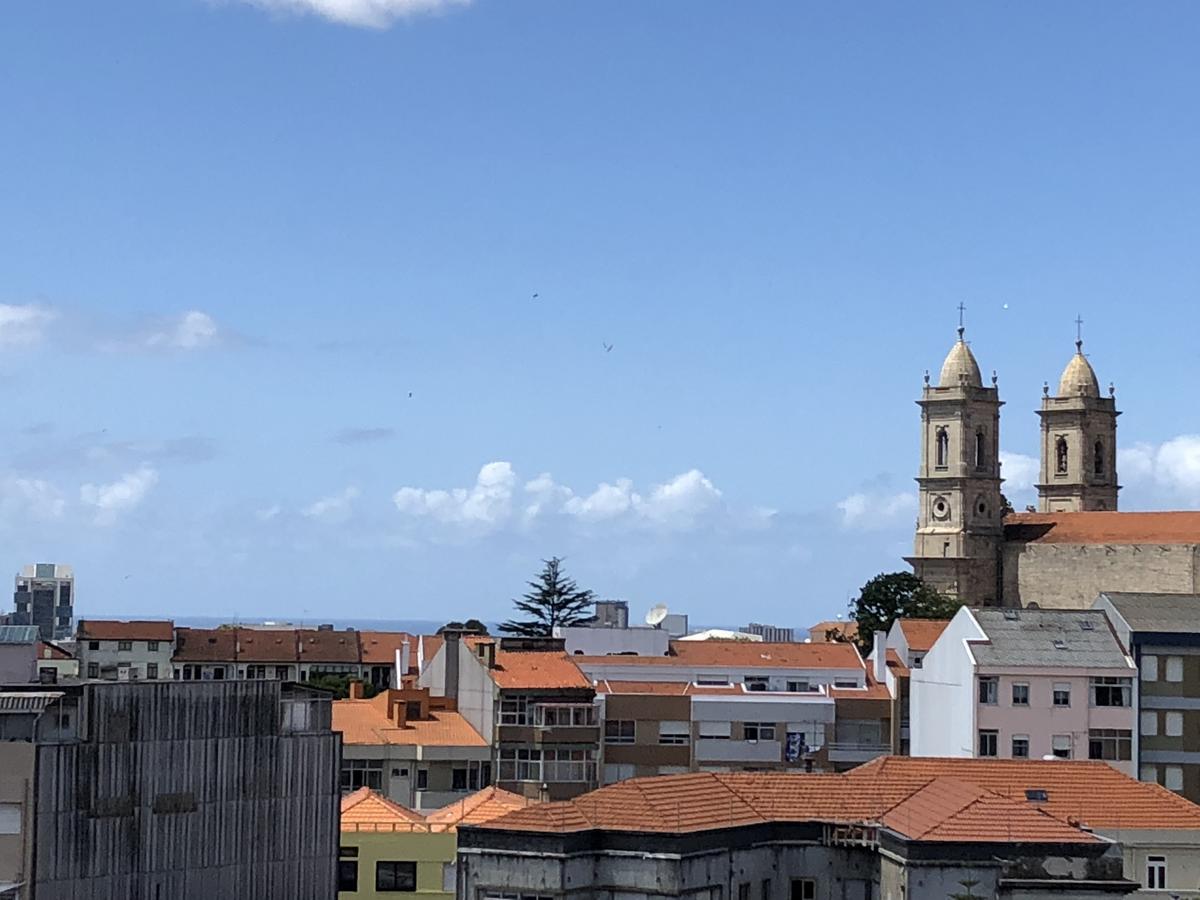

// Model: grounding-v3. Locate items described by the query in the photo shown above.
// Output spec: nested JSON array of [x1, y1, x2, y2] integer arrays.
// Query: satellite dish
[[645, 604, 669, 628]]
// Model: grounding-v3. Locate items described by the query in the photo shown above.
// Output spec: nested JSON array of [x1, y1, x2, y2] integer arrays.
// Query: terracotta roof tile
[[1005, 510, 1200, 545], [579, 642, 864, 670], [359, 631, 418, 666], [884, 649, 910, 677], [173, 627, 238, 661], [340, 788, 426, 831], [234, 629, 299, 662], [333, 696, 487, 747], [425, 787, 537, 826], [77, 619, 174, 642], [897, 620, 951, 652], [489, 649, 591, 690], [297, 629, 360, 663]]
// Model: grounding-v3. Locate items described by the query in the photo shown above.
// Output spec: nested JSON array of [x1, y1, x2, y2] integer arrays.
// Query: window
[[1141, 711, 1158, 737], [498, 748, 541, 782], [148, 641, 159, 652], [1140, 764, 1158, 784], [910, 655, 923, 669], [744, 722, 776, 742], [1166, 656, 1184, 683], [535, 704, 597, 727], [452, 768, 468, 791], [1142, 655, 1159, 682], [1088, 729, 1132, 761], [786, 680, 812, 693], [744, 676, 769, 692], [337, 860, 358, 892], [791, 879, 816, 900], [699, 721, 732, 740], [1166, 766, 1184, 792], [762, 879, 772, 900], [499, 695, 530, 725], [1011, 735, 1030, 759], [87, 663, 98, 679], [1090, 677, 1132, 707], [1166, 712, 1184, 737], [0, 803, 20, 835], [659, 721, 690, 745], [1011, 683, 1029, 706], [1094, 440, 1105, 476], [978, 730, 998, 757], [1056, 436, 1069, 474], [88, 641, 99, 651], [542, 748, 596, 783], [696, 674, 729, 686], [740, 883, 752, 900], [212, 666, 226, 680], [935, 429, 949, 468], [275, 666, 289, 680], [376, 861, 417, 892], [147, 663, 158, 679], [246, 665, 267, 679], [340, 759, 383, 792], [1053, 683, 1071, 707], [604, 720, 635, 744], [603, 763, 635, 784], [415, 769, 428, 791], [833, 679, 859, 689], [975, 430, 986, 469], [442, 862, 456, 894], [978, 677, 998, 705], [1052, 734, 1072, 759], [1147, 855, 1167, 891], [118, 641, 132, 652]]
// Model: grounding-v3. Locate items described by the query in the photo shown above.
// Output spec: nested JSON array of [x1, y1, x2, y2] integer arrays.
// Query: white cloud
[[837, 491, 915, 530], [80, 466, 159, 525], [1122, 436, 1200, 496], [395, 463, 736, 535], [230, 0, 470, 28], [303, 486, 360, 524], [1000, 451, 1039, 492], [0, 304, 56, 346], [0, 477, 66, 522], [145, 310, 220, 350], [256, 504, 282, 522]]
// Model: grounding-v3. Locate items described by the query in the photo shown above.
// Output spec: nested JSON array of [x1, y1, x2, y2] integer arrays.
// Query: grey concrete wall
[[1007, 543, 1200, 610]]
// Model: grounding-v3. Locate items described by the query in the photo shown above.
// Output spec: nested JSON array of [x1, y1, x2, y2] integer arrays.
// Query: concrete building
[[911, 607, 1136, 773], [0, 679, 339, 899], [590, 600, 629, 629], [866, 618, 952, 755], [0, 628, 38, 685], [334, 684, 491, 812], [76, 619, 174, 681], [556, 624, 669, 657], [1094, 592, 1200, 802], [741, 622, 796, 642], [34, 642, 76, 684], [11, 564, 72, 641], [457, 756, 1200, 900]]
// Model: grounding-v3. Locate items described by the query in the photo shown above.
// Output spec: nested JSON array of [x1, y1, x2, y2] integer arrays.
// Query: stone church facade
[[907, 325, 1200, 609]]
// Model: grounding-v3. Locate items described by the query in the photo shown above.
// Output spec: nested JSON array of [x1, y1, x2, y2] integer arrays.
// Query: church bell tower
[[906, 314, 1004, 605]]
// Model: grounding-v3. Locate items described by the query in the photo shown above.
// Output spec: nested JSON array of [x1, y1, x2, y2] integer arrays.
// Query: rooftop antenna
[[1075, 314, 1084, 352], [645, 604, 668, 629]]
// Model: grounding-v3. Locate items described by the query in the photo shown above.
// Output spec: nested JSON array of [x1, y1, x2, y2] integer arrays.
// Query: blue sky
[[3, 0, 1200, 627]]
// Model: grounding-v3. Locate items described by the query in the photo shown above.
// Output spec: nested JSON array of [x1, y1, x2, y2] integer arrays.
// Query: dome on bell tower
[[1057, 340, 1100, 398], [938, 327, 983, 388]]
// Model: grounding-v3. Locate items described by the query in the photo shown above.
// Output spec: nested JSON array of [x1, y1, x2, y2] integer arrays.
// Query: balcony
[[695, 739, 781, 763], [827, 741, 891, 764]]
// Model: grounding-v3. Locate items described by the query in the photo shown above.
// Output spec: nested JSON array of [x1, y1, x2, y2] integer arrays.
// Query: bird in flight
[[602, 342, 614, 353], [532, 293, 539, 300], [408, 392, 413, 398]]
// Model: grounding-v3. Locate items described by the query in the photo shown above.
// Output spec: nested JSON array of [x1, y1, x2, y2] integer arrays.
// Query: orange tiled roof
[[579, 642, 863, 670], [830, 667, 891, 701], [333, 696, 488, 747], [489, 648, 591, 690], [884, 649, 910, 677], [340, 787, 425, 830], [1005, 510, 1200, 545], [594, 680, 748, 696], [808, 620, 859, 642], [479, 756, 1199, 841], [852, 756, 1200, 831], [77, 619, 174, 642], [425, 786, 537, 827], [897, 619, 951, 652], [359, 631, 417, 665]]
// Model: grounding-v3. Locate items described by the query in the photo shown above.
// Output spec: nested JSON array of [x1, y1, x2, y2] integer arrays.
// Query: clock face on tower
[[932, 496, 951, 522]]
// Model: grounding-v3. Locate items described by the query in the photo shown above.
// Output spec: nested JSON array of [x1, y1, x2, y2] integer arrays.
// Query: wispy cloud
[[144, 310, 220, 350], [1122, 436, 1200, 498], [227, 0, 471, 29], [303, 486, 360, 524], [0, 304, 56, 346], [0, 476, 66, 522], [80, 466, 159, 525], [334, 427, 396, 446], [836, 491, 915, 530], [1000, 451, 1039, 493]]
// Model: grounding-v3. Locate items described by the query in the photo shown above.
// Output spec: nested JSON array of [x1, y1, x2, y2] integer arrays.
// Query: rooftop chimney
[[400, 639, 411, 681], [872, 630, 887, 685]]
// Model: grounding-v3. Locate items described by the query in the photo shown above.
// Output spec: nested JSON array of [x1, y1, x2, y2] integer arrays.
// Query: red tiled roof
[[359, 631, 417, 665], [595, 680, 748, 697], [235, 629, 298, 662], [77, 619, 174, 642], [884, 649, 910, 677], [340, 788, 425, 830], [897, 619, 951, 652], [579, 642, 864, 670], [333, 695, 488, 747], [38, 641, 73, 660], [172, 627, 238, 661], [479, 756, 1199, 840], [830, 667, 891, 701], [425, 787, 536, 827], [1005, 510, 1200, 545], [489, 648, 591, 690], [297, 629, 360, 663]]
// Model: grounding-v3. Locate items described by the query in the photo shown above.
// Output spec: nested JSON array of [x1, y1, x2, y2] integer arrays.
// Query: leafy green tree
[[301, 674, 376, 699], [849, 571, 959, 655], [499, 557, 595, 637]]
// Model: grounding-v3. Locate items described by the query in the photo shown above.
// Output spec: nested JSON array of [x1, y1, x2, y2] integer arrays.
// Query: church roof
[[1006, 510, 1200, 546], [938, 328, 983, 388], [1057, 341, 1100, 397]]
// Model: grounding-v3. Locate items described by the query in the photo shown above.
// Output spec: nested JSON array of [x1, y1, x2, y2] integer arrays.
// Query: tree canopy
[[499, 557, 595, 637], [437, 618, 489, 635], [849, 571, 959, 654]]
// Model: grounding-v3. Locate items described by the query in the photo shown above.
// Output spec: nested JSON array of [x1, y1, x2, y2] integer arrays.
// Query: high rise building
[[12, 564, 73, 641], [740, 622, 795, 642]]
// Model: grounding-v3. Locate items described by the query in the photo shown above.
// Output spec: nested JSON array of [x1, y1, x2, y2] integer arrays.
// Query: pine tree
[[499, 557, 595, 637]]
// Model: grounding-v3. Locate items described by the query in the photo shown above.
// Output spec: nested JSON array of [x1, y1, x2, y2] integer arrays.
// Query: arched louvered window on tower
[[1056, 437, 1069, 475], [935, 429, 949, 468]]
